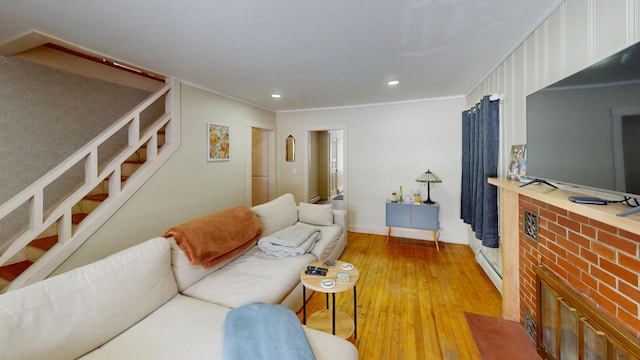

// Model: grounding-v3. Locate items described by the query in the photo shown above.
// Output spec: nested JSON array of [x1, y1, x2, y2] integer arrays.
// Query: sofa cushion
[[79, 294, 229, 359], [80, 294, 358, 360], [182, 246, 315, 309], [298, 202, 334, 226], [251, 193, 298, 236], [168, 237, 251, 292], [0, 237, 177, 360]]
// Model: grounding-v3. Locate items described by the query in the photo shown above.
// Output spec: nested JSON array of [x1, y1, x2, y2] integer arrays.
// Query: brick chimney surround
[[489, 178, 640, 339]]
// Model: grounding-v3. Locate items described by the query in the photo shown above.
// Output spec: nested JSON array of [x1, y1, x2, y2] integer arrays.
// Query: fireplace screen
[[536, 267, 640, 360]]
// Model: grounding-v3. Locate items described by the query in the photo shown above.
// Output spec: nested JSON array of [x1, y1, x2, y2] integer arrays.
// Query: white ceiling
[[0, 0, 561, 112]]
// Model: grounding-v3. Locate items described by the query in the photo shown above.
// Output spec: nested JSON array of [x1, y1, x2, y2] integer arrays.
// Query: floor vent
[[476, 250, 502, 294], [523, 308, 536, 342], [523, 210, 539, 242]]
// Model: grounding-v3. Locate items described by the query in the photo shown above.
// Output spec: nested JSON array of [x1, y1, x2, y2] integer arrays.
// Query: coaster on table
[[340, 263, 354, 271], [321, 279, 335, 289]]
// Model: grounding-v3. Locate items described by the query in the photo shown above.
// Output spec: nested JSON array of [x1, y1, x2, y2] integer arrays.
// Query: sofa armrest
[[333, 209, 346, 229]]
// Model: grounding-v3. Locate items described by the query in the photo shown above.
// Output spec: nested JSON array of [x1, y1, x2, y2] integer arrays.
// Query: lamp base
[[423, 200, 435, 204]]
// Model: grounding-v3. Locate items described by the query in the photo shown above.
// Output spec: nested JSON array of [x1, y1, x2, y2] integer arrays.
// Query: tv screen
[[526, 41, 640, 199]]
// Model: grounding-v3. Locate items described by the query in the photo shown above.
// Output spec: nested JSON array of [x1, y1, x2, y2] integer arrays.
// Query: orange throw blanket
[[164, 206, 263, 268]]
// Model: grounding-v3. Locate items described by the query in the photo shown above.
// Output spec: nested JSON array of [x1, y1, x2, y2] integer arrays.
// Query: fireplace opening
[[536, 267, 640, 360]]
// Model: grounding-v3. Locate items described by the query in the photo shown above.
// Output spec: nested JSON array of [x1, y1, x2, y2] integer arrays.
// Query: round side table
[[300, 260, 359, 339]]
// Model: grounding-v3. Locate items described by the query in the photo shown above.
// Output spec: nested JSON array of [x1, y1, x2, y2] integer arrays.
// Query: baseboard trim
[[347, 225, 469, 245], [476, 249, 502, 293]]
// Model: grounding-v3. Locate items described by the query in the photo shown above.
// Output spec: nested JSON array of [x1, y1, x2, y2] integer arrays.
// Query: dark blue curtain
[[460, 95, 499, 248]]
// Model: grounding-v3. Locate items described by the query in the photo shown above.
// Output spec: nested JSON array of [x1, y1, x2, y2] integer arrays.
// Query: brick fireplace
[[518, 195, 640, 338], [489, 178, 640, 355]]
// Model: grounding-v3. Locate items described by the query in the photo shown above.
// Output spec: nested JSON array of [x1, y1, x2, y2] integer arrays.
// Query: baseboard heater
[[476, 250, 502, 294], [309, 194, 321, 203]]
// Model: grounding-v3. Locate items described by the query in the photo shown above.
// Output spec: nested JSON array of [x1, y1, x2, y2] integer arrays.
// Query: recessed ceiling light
[[387, 80, 400, 86], [271, 94, 281, 99]]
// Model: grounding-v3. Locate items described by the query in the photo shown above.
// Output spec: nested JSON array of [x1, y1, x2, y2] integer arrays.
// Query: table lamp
[[415, 169, 442, 204]]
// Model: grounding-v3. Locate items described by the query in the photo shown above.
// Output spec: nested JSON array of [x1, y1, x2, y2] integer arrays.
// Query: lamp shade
[[415, 169, 442, 204], [415, 169, 442, 184]]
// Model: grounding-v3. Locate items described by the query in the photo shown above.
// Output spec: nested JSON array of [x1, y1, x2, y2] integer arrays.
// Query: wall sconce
[[286, 135, 295, 162], [415, 169, 442, 204]]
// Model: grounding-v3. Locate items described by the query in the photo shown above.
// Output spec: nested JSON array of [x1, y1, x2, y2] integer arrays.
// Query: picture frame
[[207, 123, 230, 162], [507, 144, 527, 180]]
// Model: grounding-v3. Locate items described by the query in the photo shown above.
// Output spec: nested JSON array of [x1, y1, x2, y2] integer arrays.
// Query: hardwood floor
[[298, 232, 503, 359]]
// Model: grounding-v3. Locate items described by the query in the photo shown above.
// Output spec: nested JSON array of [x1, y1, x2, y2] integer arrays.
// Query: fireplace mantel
[[488, 178, 640, 323]]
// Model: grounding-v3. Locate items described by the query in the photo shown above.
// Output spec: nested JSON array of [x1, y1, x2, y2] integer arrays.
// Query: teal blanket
[[223, 302, 316, 360]]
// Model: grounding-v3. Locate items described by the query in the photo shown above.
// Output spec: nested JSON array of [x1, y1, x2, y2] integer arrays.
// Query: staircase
[[0, 78, 181, 293]]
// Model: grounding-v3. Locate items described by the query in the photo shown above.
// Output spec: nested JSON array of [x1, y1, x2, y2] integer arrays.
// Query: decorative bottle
[[399, 186, 403, 202]]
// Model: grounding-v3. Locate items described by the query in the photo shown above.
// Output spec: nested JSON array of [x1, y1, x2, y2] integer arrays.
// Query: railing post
[[164, 78, 181, 144], [109, 169, 121, 196], [128, 115, 140, 146], [85, 150, 98, 186], [147, 135, 158, 161], [59, 208, 72, 244], [29, 191, 44, 231]]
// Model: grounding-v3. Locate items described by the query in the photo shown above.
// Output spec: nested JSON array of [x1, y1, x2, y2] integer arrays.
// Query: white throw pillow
[[251, 193, 299, 236], [298, 202, 334, 226]]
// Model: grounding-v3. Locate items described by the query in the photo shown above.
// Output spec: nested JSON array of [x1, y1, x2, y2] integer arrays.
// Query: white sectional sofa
[[0, 194, 356, 359]]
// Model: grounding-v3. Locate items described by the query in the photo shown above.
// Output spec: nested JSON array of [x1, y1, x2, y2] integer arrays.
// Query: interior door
[[251, 128, 269, 206]]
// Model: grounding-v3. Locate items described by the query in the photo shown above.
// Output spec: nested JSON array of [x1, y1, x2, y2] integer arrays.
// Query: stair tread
[[0, 260, 33, 281], [29, 235, 58, 251], [84, 194, 108, 201], [72, 213, 88, 224]]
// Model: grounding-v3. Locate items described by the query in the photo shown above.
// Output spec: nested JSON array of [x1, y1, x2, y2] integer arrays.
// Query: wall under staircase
[[0, 78, 181, 292]]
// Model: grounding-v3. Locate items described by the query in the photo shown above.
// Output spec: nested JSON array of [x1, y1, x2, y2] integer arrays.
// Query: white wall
[[277, 97, 468, 244], [467, 0, 640, 266], [55, 84, 276, 273]]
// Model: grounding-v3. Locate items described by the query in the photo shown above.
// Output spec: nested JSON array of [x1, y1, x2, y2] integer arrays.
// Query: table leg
[[332, 292, 336, 335], [302, 285, 306, 324], [353, 286, 357, 339], [431, 230, 440, 251], [386, 226, 392, 244], [325, 293, 329, 309]]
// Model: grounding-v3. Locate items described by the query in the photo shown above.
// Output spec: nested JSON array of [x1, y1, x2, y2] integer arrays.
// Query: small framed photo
[[507, 144, 527, 180], [207, 123, 230, 162]]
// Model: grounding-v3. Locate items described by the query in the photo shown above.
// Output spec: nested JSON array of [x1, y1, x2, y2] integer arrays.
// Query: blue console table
[[385, 200, 440, 251]]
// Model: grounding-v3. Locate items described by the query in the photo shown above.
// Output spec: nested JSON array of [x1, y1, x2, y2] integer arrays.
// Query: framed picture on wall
[[207, 123, 230, 162], [507, 144, 526, 180]]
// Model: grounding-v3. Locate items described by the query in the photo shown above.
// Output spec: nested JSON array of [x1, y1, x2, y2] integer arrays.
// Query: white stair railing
[[0, 78, 181, 291]]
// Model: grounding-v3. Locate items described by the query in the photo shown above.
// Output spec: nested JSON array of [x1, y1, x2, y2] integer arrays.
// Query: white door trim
[[304, 124, 348, 209]]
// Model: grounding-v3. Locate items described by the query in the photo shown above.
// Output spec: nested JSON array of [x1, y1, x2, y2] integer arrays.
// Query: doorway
[[249, 126, 275, 206], [306, 129, 345, 210]]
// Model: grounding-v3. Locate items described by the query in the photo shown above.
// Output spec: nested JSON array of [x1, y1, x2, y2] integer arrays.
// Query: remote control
[[305, 269, 326, 276], [307, 266, 328, 272]]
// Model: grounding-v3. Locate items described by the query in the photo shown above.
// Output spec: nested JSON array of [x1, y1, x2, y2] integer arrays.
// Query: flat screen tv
[[526, 40, 640, 216]]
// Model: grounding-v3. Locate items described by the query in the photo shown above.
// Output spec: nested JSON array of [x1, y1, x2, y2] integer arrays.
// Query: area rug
[[465, 313, 539, 360], [333, 194, 343, 200]]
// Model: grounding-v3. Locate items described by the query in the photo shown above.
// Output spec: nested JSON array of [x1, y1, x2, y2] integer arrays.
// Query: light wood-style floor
[[297, 232, 503, 360]]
